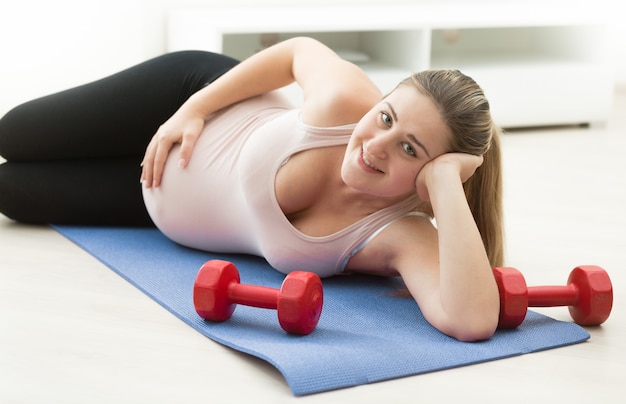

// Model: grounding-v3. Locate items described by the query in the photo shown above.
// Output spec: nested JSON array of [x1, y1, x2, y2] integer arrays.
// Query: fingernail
[[178, 158, 186, 168]]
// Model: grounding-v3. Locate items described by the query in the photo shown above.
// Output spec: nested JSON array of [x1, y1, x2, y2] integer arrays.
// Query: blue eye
[[402, 142, 416, 157], [381, 112, 392, 127]]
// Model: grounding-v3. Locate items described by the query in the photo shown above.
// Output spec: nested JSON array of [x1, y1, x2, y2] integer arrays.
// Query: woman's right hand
[[140, 110, 205, 188], [415, 152, 484, 202]]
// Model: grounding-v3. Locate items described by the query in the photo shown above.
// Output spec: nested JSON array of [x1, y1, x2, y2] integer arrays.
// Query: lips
[[361, 147, 384, 173]]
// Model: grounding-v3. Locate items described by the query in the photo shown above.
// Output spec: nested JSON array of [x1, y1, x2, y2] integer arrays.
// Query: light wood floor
[[1, 91, 625, 403]]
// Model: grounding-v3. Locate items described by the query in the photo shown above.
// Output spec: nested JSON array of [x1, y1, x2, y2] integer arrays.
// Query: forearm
[[178, 38, 304, 118], [426, 164, 500, 338]]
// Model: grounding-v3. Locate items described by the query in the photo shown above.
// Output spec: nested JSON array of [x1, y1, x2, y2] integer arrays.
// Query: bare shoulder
[[345, 213, 439, 276], [290, 37, 383, 127]]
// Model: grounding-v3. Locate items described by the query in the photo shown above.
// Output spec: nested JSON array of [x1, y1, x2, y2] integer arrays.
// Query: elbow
[[440, 303, 500, 342], [451, 315, 499, 342], [447, 278, 502, 342]]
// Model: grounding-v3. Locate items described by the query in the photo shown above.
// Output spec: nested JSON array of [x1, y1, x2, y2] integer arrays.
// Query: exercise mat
[[54, 226, 590, 396]]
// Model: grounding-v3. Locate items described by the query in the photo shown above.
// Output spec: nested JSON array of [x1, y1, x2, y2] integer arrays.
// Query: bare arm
[[141, 37, 379, 187], [394, 154, 500, 341]]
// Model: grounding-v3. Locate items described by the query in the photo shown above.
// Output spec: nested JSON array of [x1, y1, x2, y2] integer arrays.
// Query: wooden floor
[[1, 91, 625, 403]]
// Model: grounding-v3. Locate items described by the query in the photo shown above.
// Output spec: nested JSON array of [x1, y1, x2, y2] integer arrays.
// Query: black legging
[[0, 51, 239, 225]]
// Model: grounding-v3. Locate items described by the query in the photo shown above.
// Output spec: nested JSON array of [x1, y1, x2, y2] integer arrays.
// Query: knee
[[0, 108, 15, 160], [0, 104, 28, 161]]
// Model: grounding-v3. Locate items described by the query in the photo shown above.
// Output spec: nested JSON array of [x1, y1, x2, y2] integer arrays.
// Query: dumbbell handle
[[528, 285, 578, 307], [229, 283, 279, 310]]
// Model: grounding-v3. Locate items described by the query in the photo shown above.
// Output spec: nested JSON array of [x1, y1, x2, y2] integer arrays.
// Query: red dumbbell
[[193, 260, 323, 335], [493, 265, 613, 328]]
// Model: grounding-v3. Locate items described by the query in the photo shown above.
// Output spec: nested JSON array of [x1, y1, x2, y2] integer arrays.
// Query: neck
[[332, 166, 418, 217]]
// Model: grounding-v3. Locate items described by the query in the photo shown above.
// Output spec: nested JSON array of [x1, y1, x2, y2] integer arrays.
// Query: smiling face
[[341, 85, 452, 199]]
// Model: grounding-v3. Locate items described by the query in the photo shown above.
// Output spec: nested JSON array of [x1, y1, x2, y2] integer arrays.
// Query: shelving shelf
[[167, 3, 613, 128]]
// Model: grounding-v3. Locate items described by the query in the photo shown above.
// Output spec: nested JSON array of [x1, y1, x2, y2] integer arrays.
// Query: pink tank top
[[143, 91, 420, 277]]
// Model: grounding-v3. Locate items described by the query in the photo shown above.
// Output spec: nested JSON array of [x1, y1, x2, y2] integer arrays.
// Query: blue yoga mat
[[54, 226, 590, 396]]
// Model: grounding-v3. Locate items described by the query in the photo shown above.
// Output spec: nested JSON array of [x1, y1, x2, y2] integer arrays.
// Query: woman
[[0, 37, 503, 341]]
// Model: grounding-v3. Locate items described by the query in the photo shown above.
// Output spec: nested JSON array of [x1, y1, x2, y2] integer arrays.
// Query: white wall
[[607, 11, 626, 90], [1, 0, 624, 116], [1, 0, 148, 113]]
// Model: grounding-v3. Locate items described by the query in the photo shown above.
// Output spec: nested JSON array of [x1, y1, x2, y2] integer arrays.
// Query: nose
[[365, 133, 392, 159]]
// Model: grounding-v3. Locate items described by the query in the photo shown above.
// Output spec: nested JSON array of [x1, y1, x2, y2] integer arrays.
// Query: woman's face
[[341, 85, 452, 198]]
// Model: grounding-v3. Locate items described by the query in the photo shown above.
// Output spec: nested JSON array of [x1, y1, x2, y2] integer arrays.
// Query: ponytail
[[463, 126, 504, 267]]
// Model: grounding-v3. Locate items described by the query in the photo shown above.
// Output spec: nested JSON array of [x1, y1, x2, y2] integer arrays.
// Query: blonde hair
[[399, 70, 504, 267]]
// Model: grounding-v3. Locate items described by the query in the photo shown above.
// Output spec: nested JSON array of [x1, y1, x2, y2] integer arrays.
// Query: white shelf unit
[[167, 4, 614, 128]]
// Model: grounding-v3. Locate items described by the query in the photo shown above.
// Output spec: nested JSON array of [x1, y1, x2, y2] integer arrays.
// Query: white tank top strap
[[338, 211, 432, 271]]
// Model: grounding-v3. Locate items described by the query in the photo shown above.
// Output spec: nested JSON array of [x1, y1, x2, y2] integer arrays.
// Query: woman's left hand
[[140, 108, 206, 188], [415, 153, 484, 202]]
